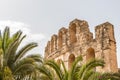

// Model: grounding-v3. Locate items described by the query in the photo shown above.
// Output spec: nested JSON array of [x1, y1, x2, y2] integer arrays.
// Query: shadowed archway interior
[[68, 54, 75, 70], [86, 47, 95, 61]]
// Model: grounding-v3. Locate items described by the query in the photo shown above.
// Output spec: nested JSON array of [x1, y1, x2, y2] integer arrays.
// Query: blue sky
[[0, 0, 119, 67]]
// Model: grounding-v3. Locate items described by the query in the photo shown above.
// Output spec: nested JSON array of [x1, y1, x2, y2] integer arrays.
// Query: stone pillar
[[58, 30, 62, 49], [58, 28, 67, 49], [51, 37, 54, 53], [51, 34, 57, 52], [69, 23, 77, 45], [95, 22, 118, 72], [44, 41, 51, 58]]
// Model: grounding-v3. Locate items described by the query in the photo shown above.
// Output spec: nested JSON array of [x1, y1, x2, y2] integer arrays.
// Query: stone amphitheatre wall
[[44, 19, 118, 72]]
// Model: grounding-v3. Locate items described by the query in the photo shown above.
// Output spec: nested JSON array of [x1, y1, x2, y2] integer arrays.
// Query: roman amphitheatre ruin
[[44, 19, 118, 73]]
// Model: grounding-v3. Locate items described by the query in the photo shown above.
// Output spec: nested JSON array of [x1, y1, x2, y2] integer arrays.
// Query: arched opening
[[86, 48, 95, 71], [57, 59, 62, 66], [86, 48, 95, 61], [69, 23, 77, 44], [68, 54, 75, 70]]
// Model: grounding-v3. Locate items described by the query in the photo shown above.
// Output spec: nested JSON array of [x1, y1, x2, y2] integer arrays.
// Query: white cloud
[[0, 20, 46, 55], [0, 20, 30, 34], [0, 20, 46, 40], [27, 34, 46, 42]]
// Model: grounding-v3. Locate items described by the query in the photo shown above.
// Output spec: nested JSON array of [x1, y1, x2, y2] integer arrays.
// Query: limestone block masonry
[[44, 19, 118, 73]]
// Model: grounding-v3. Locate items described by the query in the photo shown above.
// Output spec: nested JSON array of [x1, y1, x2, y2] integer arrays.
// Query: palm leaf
[[2, 27, 10, 52], [15, 42, 38, 63], [25, 54, 43, 63], [61, 60, 68, 80], [45, 60, 64, 80], [77, 59, 105, 80], [13, 58, 36, 75], [37, 65, 54, 80]]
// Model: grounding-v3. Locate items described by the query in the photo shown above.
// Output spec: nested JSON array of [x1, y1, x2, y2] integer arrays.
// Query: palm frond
[[45, 60, 64, 80], [8, 31, 26, 60], [61, 60, 68, 80], [13, 58, 36, 75], [77, 59, 105, 80], [15, 42, 38, 63], [69, 55, 83, 80], [2, 27, 10, 53], [7, 35, 26, 67], [84, 71, 100, 80], [37, 65, 54, 80], [25, 54, 43, 63], [99, 72, 120, 80]]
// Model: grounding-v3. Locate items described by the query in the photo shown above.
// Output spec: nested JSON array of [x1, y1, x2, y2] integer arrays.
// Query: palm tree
[[0, 27, 43, 80], [38, 55, 105, 80], [68, 56, 105, 80]]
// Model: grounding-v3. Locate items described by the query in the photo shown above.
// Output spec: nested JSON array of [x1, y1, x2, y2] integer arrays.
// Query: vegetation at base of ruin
[[0, 27, 120, 80], [37, 56, 120, 80]]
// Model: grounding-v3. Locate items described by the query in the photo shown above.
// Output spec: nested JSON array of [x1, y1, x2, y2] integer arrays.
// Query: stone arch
[[86, 47, 95, 61], [69, 23, 77, 44], [68, 54, 75, 70]]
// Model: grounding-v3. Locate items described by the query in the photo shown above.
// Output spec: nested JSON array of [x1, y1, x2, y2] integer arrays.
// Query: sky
[[0, 0, 119, 67]]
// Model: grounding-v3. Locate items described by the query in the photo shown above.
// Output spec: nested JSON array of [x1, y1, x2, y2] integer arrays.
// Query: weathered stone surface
[[44, 19, 118, 72]]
